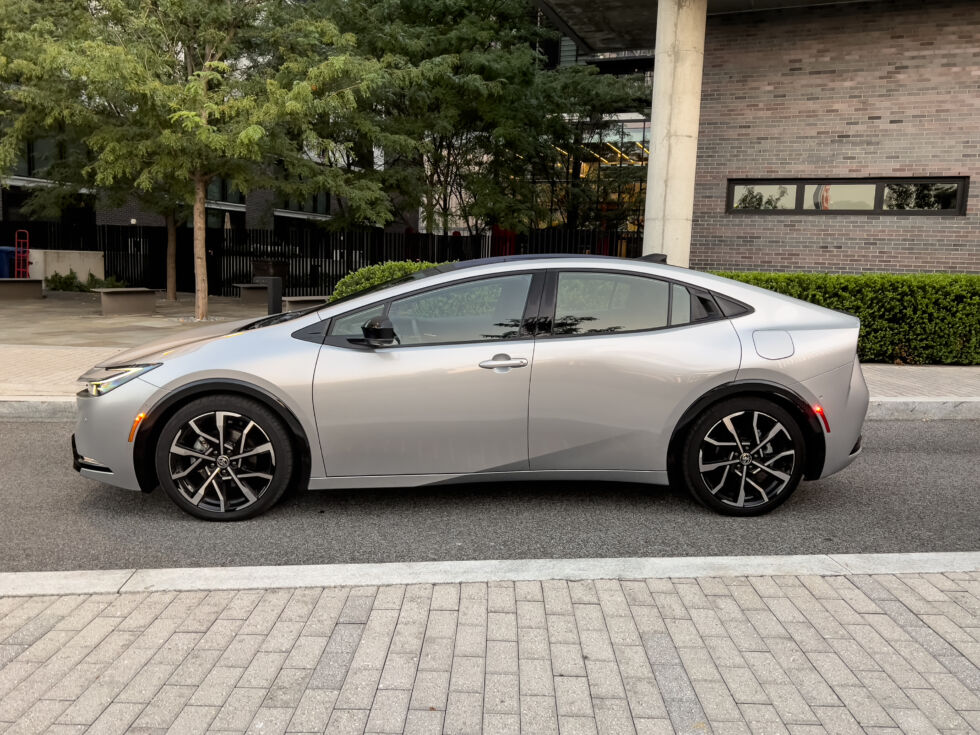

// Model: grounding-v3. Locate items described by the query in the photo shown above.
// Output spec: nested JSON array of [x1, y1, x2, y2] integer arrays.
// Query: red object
[[813, 404, 831, 433], [13, 230, 29, 278]]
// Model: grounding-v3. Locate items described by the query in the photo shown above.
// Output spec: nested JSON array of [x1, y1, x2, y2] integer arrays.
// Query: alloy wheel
[[697, 409, 796, 509], [168, 410, 276, 513]]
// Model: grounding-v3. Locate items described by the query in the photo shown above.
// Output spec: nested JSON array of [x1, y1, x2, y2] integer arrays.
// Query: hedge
[[715, 272, 980, 365], [330, 262, 980, 365], [329, 260, 445, 302]]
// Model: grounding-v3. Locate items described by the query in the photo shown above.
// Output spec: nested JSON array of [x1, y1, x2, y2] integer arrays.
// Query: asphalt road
[[0, 420, 977, 573]]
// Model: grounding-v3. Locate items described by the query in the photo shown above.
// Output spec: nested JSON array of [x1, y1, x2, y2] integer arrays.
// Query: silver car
[[72, 255, 868, 520]]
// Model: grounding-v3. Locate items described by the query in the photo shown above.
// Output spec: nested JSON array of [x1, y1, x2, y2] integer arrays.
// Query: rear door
[[528, 269, 742, 472]]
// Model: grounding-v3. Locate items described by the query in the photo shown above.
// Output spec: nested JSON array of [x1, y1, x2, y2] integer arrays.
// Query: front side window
[[387, 274, 533, 345], [553, 272, 675, 336]]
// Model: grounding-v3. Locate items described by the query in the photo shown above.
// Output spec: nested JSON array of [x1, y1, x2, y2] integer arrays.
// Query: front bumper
[[72, 378, 159, 491]]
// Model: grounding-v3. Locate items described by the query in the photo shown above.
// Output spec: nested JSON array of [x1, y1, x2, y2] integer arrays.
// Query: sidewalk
[[1, 291, 979, 419], [1, 555, 978, 734]]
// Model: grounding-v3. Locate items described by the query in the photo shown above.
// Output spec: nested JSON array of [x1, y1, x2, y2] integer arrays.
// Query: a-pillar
[[642, 0, 708, 267]]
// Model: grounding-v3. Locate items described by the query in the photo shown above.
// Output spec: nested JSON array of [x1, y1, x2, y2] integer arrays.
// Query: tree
[[1, 0, 431, 318], [316, 0, 646, 235]]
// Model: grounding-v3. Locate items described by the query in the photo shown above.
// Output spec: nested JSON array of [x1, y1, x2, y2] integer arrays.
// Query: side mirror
[[362, 315, 397, 347]]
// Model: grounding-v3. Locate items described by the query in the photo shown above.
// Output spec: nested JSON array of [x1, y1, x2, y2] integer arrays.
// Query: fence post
[[254, 276, 282, 315]]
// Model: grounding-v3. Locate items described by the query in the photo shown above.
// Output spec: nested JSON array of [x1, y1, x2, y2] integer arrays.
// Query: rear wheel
[[154, 395, 294, 521], [680, 398, 805, 516]]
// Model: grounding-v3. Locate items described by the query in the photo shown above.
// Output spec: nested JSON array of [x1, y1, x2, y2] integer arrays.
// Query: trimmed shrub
[[329, 260, 446, 302], [714, 272, 980, 365], [46, 269, 128, 292]]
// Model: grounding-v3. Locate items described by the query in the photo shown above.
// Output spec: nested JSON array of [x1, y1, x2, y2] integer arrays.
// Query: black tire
[[680, 397, 806, 516], [154, 394, 294, 521]]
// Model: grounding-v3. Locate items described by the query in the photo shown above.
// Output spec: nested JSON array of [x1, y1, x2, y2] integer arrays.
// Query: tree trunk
[[165, 211, 177, 302], [193, 174, 209, 320]]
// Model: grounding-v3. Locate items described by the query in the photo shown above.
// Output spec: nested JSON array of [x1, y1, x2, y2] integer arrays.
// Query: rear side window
[[554, 272, 672, 335]]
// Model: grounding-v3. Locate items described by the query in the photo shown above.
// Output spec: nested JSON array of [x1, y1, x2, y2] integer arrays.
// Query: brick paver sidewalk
[[1, 572, 978, 734]]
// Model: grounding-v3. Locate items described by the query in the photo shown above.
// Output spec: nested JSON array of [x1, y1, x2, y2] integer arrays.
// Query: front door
[[313, 272, 538, 477]]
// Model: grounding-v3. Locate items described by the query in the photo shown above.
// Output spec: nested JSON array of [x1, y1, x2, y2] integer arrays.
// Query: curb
[[1, 552, 978, 598], [3, 397, 979, 422]]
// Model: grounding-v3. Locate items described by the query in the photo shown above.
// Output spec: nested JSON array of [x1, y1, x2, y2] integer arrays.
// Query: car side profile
[[72, 255, 868, 520]]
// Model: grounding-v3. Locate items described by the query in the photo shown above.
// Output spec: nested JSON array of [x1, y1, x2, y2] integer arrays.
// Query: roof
[[537, 0, 884, 54]]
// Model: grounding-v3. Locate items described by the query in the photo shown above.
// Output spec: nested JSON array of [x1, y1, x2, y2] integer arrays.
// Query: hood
[[96, 317, 256, 367]]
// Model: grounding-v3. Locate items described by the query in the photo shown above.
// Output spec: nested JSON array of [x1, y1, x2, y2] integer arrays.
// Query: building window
[[727, 178, 968, 215], [280, 191, 329, 215], [206, 177, 244, 204]]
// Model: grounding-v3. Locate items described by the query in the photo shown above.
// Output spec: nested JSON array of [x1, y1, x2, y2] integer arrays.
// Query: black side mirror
[[362, 315, 397, 347]]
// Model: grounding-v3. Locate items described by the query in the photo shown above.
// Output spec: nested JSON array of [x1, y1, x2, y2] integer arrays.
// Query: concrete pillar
[[642, 0, 707, 267]]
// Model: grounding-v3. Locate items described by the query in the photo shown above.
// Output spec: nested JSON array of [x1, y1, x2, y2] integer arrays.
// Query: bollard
[[253, 276, 282, 315]]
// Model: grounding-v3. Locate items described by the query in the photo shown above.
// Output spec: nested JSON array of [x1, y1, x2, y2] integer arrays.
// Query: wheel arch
[[133, 379, 313, 494], [667, 380, 826, 482]]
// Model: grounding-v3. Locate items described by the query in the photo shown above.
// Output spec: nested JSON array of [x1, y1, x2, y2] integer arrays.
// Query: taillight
[[813, 405, 830, 433]]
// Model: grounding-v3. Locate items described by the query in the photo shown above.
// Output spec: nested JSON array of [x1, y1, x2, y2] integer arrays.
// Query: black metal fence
[[1, 222, 643, 297]]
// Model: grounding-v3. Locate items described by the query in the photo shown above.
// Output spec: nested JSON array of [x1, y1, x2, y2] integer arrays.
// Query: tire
[[680, 397, 806, 516], [154, 394, 294, 521]]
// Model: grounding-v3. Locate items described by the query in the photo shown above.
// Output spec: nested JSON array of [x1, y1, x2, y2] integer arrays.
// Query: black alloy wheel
[[681, 397, 806, 516], [154, 395, 294, 520]]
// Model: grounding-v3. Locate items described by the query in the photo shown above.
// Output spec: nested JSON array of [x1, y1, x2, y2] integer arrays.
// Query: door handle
[[479, 354, 528, 370]]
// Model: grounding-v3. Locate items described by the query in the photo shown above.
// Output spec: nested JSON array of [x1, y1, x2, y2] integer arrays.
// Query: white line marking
[[0, 552, 977, 597]]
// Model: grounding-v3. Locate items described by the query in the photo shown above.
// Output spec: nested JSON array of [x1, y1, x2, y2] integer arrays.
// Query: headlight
[[79, 364, 161, 397]]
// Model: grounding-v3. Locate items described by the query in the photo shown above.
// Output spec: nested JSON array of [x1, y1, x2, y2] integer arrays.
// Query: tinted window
[[883, 182, 958, 210], [388, 274, 532, 345], [731, 184, 796, 210], [329, 304, 384, 337], [803, 183, 875, 210], [670, 284, 691, 326], [554, 272, 670, 335]]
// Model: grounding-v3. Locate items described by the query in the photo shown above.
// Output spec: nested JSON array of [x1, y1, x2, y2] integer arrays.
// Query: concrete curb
[[1, 552, 978, 597], [3, 396, 979, 421]]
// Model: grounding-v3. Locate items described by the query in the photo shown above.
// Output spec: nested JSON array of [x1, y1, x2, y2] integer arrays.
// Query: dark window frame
[[726, 177, 969, 216]]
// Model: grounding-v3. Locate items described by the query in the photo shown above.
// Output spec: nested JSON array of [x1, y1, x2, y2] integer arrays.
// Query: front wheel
[[680, 398, 806, 516], [154, 395, 294, 521]]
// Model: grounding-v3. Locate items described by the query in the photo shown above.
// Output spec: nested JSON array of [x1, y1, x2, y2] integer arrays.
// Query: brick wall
[[690, 0, 980, 274]]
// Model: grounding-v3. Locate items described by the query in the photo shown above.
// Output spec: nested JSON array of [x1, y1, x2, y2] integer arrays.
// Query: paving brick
[[484, 672, 519, 714], [334, 666, 381, 710], [519, 657, 554, 696], [246, 706, 292, 735], [209, 686, 266, 731], [520, 694, 559, 735], [487, 640, 519, 673], [593, 697, 638, 735], [443, 690, 482, 735], [287, 688, 338, 733], [403, 708, 444, 735], [551, 642, 587, 677], [365, 689, 411, 734], [430, 584, 459, 612], [488, 582, 516, 613], [131, 685, 195, 729], [324, 708, 369, 735], [449, 656, 484, 693], [409, 670, 450, 711]]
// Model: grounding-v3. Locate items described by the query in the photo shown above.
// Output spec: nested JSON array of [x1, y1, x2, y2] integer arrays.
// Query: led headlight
[[80, 364, 161, 397]]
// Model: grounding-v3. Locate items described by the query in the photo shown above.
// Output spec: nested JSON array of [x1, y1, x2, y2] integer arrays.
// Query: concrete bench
[[0, 278, 42, 300], [234, 283, 268, 305], [282, 295, 329, 312], [92, 287, 158, 316]]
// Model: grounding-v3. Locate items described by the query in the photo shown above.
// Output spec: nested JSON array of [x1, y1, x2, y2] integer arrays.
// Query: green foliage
[[45, 269, 88, 292], [45, 269, 127, 292], [329, 261, 446, 302], [715, 272, 980, 365]]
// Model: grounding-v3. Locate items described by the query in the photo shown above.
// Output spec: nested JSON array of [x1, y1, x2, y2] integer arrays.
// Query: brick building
[[543, 0, 980, 274]]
